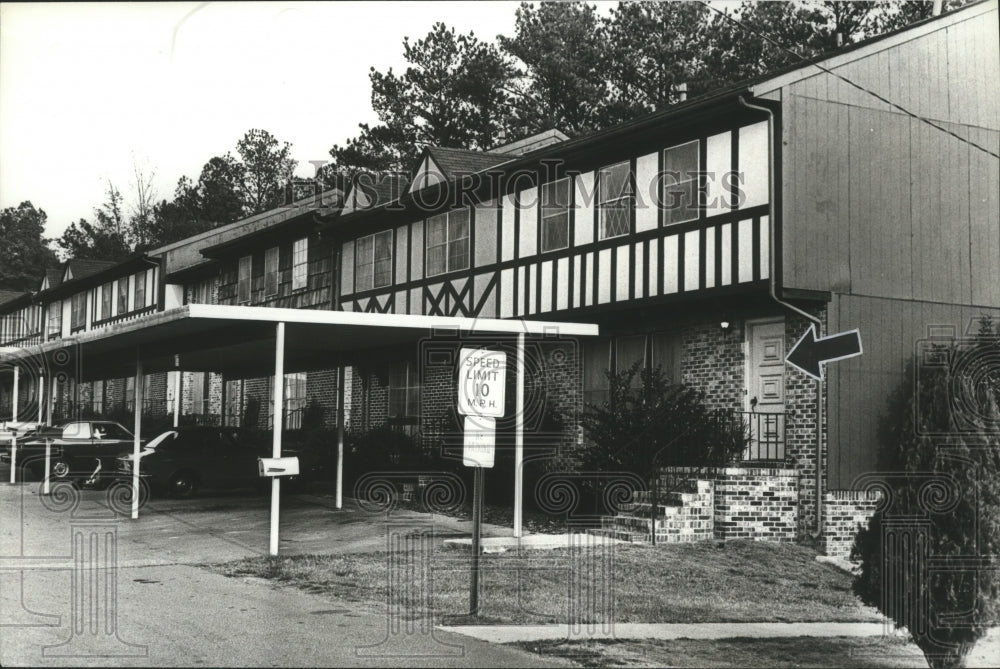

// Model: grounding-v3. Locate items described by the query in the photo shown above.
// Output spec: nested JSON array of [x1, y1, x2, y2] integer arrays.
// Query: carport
[[1, 304, 598, 554]]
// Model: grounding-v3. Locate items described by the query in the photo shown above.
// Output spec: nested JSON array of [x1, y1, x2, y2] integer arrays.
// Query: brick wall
[[782, 306, 828, 537], [681, 321, 745, 412], [709, 467, 798, 541], [821, 490, 882, 558]]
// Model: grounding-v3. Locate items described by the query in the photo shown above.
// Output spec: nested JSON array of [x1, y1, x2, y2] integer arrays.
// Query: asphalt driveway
[[0, 477, 556, 667]]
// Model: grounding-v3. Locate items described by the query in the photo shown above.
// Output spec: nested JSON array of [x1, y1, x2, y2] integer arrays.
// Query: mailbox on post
[[258, 456, 300, 477]]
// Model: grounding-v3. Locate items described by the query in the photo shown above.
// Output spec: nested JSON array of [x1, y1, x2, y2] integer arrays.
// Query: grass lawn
[[216, 539, 881, 625], [511, 636, 929, 668]]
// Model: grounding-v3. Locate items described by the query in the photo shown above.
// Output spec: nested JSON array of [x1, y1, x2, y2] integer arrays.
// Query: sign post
[[458, 348, 506, 616]]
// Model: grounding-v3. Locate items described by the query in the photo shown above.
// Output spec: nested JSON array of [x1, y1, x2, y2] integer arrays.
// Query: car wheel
[[168, 471, 199, 498], [51, 459, 72, 480]]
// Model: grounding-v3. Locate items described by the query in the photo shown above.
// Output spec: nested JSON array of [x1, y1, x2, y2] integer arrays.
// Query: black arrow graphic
[[785, 325, 863, 381]]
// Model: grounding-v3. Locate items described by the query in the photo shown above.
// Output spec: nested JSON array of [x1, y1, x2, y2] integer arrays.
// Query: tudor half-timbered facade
[[3, 1, 997, 554]]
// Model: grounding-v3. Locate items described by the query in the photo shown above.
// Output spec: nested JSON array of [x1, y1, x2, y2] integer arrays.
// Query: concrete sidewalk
[[438, 622, 899, 643]]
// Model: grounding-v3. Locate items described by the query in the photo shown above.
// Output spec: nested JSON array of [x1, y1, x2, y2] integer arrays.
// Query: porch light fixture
[[720, 320, 731, 331]]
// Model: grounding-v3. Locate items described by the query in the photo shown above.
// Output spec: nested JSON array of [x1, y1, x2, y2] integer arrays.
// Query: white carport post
[[172, 370, 181, 427], [37, 369, 44, 426], [11, 364, 19, 422], [514, 332, 525, 538], [131, 350, 144, 520], [335, 365, 345, 509], [47, 375, 56, 426], [270, 322, 285, 556]]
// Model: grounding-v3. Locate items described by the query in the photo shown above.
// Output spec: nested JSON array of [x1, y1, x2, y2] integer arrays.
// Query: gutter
[[738, 95, 825, 541]]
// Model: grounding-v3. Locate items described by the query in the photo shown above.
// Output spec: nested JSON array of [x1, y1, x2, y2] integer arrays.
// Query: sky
[[0, 1, 538, 240]]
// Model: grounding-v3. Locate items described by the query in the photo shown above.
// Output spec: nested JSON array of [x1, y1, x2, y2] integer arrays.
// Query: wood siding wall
[[826, 294, 1000, 489], [215, 234, 333, 310], [772, 4, 999, 304]]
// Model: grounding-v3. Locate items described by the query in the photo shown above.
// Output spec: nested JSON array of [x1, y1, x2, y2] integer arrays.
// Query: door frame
[[743, 316, 785, 414]]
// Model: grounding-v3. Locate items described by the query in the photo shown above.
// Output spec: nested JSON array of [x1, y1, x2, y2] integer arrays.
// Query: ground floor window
[[284, 373, 307, 429], [90, 380, 104, 415], [388, 360, 420, 436], [582, 331, 683, 409]]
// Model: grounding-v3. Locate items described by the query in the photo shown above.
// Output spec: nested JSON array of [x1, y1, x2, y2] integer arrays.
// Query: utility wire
[[698, 1, 1000, 160]]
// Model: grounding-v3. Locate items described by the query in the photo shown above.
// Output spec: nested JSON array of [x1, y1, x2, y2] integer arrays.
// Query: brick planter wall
[[709, 467, 799, 541], [821, 490, 883, 558]]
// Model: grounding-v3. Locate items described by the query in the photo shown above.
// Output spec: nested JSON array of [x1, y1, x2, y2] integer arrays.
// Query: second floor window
[[355, 230, 393, 291], [292, 238, 308, 291], [101, 282, 113, 321], [117, 279, 128, 314], [134, 271, 146, 310], [426, 208, 470, 277], [662, 140, 699, 225], [598, 161, 632, 240], [238, 256, 252, 303], [264, 246, 279, 297], [48, 301, 62, 336], [541, 178, 571, 253], [71, 292, 86, 330]]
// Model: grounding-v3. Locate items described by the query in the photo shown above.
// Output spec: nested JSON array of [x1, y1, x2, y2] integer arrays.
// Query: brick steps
[[594, 477, 714, 544]]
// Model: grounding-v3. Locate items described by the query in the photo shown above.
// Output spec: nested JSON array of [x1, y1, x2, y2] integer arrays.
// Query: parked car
[[2, 420, 139, 486], [117, 426, 318, 498], [0, 421, 41, 449]]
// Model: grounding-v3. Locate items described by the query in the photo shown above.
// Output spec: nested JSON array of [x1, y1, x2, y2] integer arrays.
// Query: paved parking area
[[0, 477, 555, 667]]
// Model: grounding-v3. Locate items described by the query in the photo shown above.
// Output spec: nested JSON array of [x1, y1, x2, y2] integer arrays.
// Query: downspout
[[738, 95, 825, 540]]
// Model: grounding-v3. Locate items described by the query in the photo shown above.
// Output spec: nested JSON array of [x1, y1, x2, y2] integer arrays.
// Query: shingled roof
[[64, 259, 117, 282], [425, 146, 508, 177]]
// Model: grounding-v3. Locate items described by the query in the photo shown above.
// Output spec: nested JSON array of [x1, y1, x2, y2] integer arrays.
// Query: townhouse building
[[2, 1, 997, 553]]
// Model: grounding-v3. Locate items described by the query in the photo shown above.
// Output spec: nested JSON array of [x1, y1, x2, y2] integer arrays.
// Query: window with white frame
[[91, 380, 104, 415], [292, 238, 308, 291], [662, 140, 699, 225], [117, 279, 128, 314], [100, 282, 113, 320], [425, 208, 470, 277], [133, 271, 146, 310], [598, 161, 632, 239], [47, 301, 62, 337], [284, 373, 307, 429], [264, 246, 279, 297], [237, 256, 251, 303], [355, 230, 393, 291], [388, 360, 420, 435], [70, 292, 86, 330], [541, 178, 571, 252]]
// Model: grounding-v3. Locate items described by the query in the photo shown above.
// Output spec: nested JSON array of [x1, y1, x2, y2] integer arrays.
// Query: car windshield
[[143, 431, 178, 451]]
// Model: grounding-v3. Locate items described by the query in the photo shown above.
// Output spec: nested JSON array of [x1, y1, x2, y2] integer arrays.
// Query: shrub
[[851, 322, 1000, 669], [579, 362, 750, 480]]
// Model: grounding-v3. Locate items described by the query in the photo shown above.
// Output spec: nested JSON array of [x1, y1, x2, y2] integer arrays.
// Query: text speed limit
[[457, 348, 507, 418]]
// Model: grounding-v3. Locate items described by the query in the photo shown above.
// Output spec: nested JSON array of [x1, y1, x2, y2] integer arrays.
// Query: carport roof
[[0, 304, 598, 381]]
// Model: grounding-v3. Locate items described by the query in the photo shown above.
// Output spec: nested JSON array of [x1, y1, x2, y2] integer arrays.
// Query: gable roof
[[0, 289, 28, 307], [426, 146, 508, 176], [40, 268, 63, 292], [63, 259, 117, 283]]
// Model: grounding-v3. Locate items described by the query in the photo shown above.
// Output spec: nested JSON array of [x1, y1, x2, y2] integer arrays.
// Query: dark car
[[3, 420, 139, 486], [117, 426, 313, 498]]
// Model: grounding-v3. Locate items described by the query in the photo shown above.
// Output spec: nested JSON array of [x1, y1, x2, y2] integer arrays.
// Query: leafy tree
[[331, 23, 517, 175], [237, 128, 296, 215], [148, 178, 208, 249], [0, 201, 59, 291], [600, 1, 713, 114], [57, 182, 132, 261], [196, 154, 246, 224], [499, 1, 611, 135], [852, 322, 1000, 669]]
